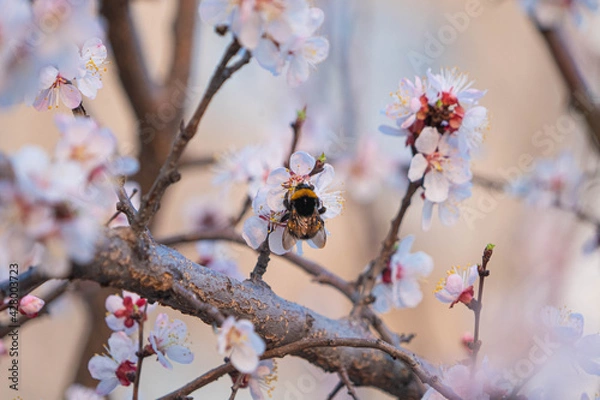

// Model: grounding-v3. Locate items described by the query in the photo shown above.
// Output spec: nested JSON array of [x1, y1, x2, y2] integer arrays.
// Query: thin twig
[[159, 337, 460, 400], [133, 40, 251, 231], [228, 374, 244, 400], [284, 107, 307, 168], [251, 239, 271, 282], [106, 187, 139, 226], [158, 362, 236, 400], [116, 184, 139, 225], [326, 381, 345, 400], [72, 102, 88, 117], [470, 244, 494, 374], [338, 366, 360, 400], [364, 311, 400, 345], [0, 281, 69, 338], [133, 303, 148, 400], [354, 180, 420, 314]]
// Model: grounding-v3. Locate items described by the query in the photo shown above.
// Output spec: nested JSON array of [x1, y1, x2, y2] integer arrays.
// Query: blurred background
[[1, 0, 599, 398]]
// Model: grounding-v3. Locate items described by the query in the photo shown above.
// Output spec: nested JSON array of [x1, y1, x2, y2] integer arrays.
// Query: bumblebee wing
[[282, 228, 298, 251], [309, 226, 327, 249]]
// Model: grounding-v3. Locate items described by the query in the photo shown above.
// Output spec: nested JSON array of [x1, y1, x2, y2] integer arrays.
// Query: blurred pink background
[[0, 0, 599, 398]]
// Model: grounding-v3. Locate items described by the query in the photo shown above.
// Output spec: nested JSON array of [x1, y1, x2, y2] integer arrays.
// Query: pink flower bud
[[19, 295, 45, 318]]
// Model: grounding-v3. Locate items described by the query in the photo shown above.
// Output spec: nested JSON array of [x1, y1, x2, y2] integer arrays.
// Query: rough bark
[[70, 227, 423, 399]]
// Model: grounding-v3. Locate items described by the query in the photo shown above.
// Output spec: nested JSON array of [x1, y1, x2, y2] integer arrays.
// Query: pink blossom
[[434, 265, 478, 308], [32, 65, 82, 111], [105, 290, 155, 335], [18, 294, 45, 317], [1, 145, 100, 277]]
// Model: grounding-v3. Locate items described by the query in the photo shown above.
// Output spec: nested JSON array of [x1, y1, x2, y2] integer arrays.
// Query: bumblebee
[[282, 183, 327, 250]]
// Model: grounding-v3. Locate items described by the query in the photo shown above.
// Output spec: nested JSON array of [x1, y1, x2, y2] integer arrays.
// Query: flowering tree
[[1, 1, 599, 399]]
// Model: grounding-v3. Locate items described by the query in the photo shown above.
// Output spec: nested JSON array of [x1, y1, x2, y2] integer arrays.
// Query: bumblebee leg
[[318, 206, 327, 215]]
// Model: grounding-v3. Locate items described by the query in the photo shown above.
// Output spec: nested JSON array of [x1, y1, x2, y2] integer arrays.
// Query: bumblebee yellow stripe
[[291, 188, 318, 201]]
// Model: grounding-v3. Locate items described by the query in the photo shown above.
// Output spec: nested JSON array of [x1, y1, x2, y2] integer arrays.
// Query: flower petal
[[230, 344, 260, 374], [268, 227, 288, 255], [303, 37, 329, 65], [408, 154, 427, 182], [415, 127, 440, 155], [95, 378, 119, 396], [422, 200, 434, 231], [424, 171, 449, 202], [396, 279, 423, 308], [60, 84, 82, 109], [88, 355, 117, 380], [242, 216, 268, 250], [289, 151, 315, 176], [166, 345, 194, 365]]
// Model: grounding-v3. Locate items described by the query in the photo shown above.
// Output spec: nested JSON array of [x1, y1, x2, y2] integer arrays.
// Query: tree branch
[[68, 227, 427, 399], [133, 40, 251, 231], [535, 21, 600, 151], [326, 381, 345, 400], [100, 0, 158, 120], [159, 229, 400, 344], [0, 266, 46, 299], [354, 180, 420, 314], [338, 365, 360, 400], [160, 336, 460, 400], [159, 228, 357, 301], [165, 0, 198, 95], [0, 281, 69, 338]]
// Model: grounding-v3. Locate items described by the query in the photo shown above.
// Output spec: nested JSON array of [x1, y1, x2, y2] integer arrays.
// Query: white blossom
[[407, 127, 471, 203], [148, 313, 194, 369], [217, 316, 266, 374], [88, 332, 138, 396], [372, 235, 433, 312]]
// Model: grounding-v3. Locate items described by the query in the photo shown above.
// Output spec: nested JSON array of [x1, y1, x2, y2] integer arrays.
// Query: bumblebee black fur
[[282, 183, 327, 250]]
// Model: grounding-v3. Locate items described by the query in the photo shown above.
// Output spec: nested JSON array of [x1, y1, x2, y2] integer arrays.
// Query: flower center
[[113, 296, 147, 328], [426, 152, 445, 172], [115, 360, 137, 386], [381, 265, 403, 284], [409, 92, 465, 136], [226, 327, 247, 351]]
